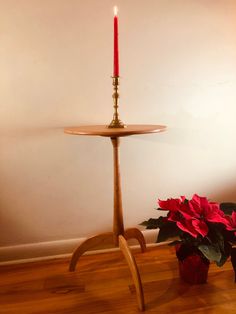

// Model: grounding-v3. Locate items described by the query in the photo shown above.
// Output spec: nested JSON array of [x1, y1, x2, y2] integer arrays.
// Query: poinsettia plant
[[141, 194, 236, 266]]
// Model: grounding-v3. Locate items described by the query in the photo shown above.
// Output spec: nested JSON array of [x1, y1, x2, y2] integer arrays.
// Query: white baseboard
[[0, 229, 160, 265]]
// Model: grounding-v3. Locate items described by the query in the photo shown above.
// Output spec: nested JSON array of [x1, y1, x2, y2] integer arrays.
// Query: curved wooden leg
[[124, 228, 146, 253], [69, 232, 114, 272], [119, 235, 145, 311]]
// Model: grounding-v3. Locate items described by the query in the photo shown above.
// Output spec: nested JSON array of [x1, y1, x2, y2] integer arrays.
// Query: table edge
[[64, 124, 167, 137]]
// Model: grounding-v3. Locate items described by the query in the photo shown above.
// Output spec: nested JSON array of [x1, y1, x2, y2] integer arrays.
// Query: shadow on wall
[[0, 204, 35, 247], [212, 184, 236, 203]]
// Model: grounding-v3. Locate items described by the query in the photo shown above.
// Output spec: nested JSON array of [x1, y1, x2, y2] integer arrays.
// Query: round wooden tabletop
[[64, 124, 167, 137]]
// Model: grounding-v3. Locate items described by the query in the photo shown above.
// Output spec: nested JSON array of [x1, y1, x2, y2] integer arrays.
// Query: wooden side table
[[64, 124, 166, 311]]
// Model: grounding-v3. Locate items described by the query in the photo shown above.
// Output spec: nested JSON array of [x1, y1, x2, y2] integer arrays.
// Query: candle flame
[[114, 6, 118, 16]]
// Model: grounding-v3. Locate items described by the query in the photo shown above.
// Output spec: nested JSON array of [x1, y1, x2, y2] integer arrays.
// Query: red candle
[[113, 6, 119, 77]]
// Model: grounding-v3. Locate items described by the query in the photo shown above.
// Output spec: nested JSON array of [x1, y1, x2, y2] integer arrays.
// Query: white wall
[[0, 0, 236, 259]]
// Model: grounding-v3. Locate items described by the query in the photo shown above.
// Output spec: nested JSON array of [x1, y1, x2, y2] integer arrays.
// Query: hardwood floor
[[0, 245, 236, 314]]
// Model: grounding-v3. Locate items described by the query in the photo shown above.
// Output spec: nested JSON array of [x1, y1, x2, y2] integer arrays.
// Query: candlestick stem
[[108, 76, 126, 128]]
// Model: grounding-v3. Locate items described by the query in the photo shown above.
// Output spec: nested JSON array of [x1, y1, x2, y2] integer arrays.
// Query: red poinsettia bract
[[158, 194, 228, 238]]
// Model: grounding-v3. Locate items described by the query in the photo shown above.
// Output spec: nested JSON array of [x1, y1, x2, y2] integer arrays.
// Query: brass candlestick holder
[[108, 76, 126, 128]]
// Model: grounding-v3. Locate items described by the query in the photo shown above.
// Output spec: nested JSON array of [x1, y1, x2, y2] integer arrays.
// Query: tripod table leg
[[119, 235, 145, 311], [124, 228, 146, 253], [69, 232, 114, 272]]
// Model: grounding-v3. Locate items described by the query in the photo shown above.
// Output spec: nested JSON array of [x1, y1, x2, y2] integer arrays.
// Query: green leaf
[[198, 244, 222, 263], [220, 203, 236, 215], [140, 218, 159, 229], [216, 241, 232, 267], [216, 253, 228, 267], [157, 221, 181, 243]]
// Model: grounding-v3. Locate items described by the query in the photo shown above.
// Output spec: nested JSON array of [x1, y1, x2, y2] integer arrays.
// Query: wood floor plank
[[0, 246, 236, 313]]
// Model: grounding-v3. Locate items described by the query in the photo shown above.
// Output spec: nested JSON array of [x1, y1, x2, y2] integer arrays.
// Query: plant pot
[[231, 247, 236, 282], [176, 244, 210, 284]]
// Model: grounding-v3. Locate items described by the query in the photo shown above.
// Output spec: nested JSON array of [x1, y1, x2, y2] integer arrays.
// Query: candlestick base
[[108, 118, 126, 129], [108, 76, 126, 129]]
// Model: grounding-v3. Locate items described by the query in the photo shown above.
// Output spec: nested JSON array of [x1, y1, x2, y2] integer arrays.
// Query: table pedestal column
[[69, 136, 146, 310], [111, 137, 124, 245]]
